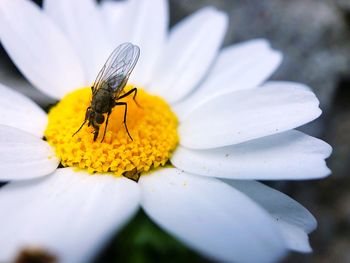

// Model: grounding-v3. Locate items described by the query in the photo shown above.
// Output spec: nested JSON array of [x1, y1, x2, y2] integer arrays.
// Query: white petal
[[100, 0, 128, 42], [103, 0, 168, 87], [172, 130, 331, 180], [226, 180, 317, 252], [0, 125, 59, 181], [130, 0, 168, 87], [0, 0, 85, 99], [174, 39, 282, 118], [263, 80, 313, 91], [180, 82, 322, 149], [44, 0, 113, 84], [100, 0, 133, 45], [149, 7, 228, 103], [0, 168, 140, 263], [206, 40, 281, 92], [275, 221, 312, 252], [140, 168, 287, 263], [0, 83, 47, 137]]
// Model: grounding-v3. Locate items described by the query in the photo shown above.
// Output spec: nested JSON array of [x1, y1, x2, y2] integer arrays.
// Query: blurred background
[[1, 0, 349, 262]]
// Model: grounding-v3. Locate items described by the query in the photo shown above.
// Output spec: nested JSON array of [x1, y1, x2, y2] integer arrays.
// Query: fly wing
[[92, 43, 140, 96]]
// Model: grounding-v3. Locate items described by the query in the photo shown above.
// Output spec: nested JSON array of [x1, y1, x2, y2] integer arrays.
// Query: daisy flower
[[0, 0, 331, 262]]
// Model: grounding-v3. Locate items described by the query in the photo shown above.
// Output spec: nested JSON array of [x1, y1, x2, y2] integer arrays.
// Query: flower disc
[[45, 86, 178, 177]]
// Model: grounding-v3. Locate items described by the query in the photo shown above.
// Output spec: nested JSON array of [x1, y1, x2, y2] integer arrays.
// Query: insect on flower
[[73, 42, 140, 142]]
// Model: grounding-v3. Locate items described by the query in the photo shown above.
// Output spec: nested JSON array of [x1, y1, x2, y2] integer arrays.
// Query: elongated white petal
[[172, 130, 331, 180], [174, 39, 282, 118], [100, 0, 133, 45], [275, 221, 312, 252], [0, 0, 85, 99], [149, 7, 228, 103], [180, 82, 321, 149], [102, 0, 168, 87], [263, 80, 312, 91], [0, 125, 59, 181], [205, 40, 281, 92], [130, 0, 168, 87], [0, 168, 140, 263], [226, 180, 317, 252], [0, 83, 47, 137], [100, 0, 128, 36], [44, 0, 113, 84], [140, 168, 287, 263]]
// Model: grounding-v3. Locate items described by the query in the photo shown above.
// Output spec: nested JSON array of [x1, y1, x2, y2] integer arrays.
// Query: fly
[[73, 42, 140, 142]]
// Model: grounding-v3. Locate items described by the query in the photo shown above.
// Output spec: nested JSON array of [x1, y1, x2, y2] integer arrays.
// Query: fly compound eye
[[95, 114, 105, 124]]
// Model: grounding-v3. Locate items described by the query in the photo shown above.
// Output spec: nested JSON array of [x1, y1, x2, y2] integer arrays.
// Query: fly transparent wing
[[92, 42, 140, 96]]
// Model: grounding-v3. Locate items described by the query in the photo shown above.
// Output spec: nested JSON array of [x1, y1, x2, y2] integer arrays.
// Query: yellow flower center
[[45, 86, 178, 180]]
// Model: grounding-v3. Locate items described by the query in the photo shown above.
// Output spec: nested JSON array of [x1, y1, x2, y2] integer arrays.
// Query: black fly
[[73, 42, 140, 142]]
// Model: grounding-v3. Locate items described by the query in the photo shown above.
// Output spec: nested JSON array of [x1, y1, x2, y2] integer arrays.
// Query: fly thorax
[[92, 89, 113, 113]]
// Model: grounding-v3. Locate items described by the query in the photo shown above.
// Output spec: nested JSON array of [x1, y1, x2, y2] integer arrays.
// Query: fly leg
[[117, 87, 141, 108], [92, 121, 100, 141], [115, 102, 133, 141], [101, 111, 111, 143], [72, 106, 91, 137]]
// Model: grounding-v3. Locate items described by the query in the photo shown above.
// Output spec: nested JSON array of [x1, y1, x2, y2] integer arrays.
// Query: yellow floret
[[45, 86, 178, 178]]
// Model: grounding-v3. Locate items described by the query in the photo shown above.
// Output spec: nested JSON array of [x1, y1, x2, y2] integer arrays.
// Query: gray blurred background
[[1, 0, 349, 262]]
